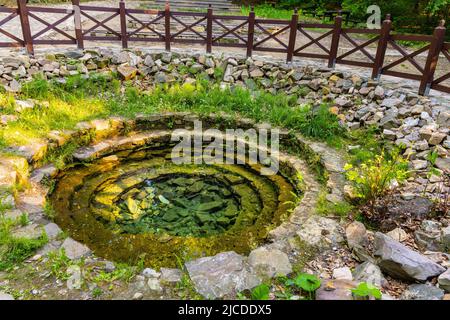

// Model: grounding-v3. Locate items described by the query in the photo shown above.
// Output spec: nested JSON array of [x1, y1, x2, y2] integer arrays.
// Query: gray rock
[[345, 221, 368, 249], [401, 284, 444, 300], [185, 251, 260, 299], [428, 132, 446, 145], [414, 220, 443, 252], [61, 238, 91, 260], [381, 98, 402, 108], [438, 269, 450, 292], [160, 268, 182, 283], [248, 247, 292, 278], [147, 278, 163, 292], [386, 227, 408, 242], [66, 265, 82, 290], [15, 99, 35, 112], [374, 232, 446, 281], [12, 224, 43, 240], [297, 216, 344, 249], [436, 111, 449, 127], [442, 226, 450, 251], [435, 157, 449, 172], [333, 267, 353, 281], [0, 291, 14, 300], [142, 268, 160, 278], [44, 223, 62, 240], [353, 261, 386, 288]]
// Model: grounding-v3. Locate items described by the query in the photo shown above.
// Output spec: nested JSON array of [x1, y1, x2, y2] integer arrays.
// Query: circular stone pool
[[49, 125, 307, 268]]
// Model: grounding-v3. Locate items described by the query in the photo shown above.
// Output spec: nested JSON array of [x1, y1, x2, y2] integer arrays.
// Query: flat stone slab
[[61, 238, 91, 260], [185, 251, 260, 299]]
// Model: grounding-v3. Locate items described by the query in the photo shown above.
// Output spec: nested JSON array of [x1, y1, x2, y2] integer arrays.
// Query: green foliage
[[91, 263, 136, 284], [293, 105, 347, 144], [316, 191, 354, 217], [345, 149, 409, 209], [241, 4, 294, 20], [351, 282, 382, 300], [0, 216, 48, 271], [286, 273, 321, 299], [1, 73, 351, 152], [251, 284, 271, 300], [46, 249, 71, 280]]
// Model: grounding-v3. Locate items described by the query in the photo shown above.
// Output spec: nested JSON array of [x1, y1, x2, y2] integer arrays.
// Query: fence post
[[17, 0, 33, 55], [164, 1, 171, 51], [72, 0, 84, 50], [119, 0, 128, 49], [419, 20, 446, 95], [328, 14, 342, 68], [206, 4, 213, 53], [286, 8, 298, 62], [246, 7, 255, 57], [372, 14, 392, 80]]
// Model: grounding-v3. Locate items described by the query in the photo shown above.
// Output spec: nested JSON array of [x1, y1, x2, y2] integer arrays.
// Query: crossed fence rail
[[0, 0, 448, 96]]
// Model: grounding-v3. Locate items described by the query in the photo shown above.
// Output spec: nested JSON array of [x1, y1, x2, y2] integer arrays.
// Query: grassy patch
[[241, 5, 294, 20], [0, 213, 48, 271], [1, 74, 348, 152]]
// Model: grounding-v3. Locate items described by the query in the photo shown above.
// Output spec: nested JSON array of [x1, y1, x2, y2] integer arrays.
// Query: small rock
[[428, 132, 446, 146], [345, 221, 367, 249], [117, 65, 137, 80], [185, 251, 260, 299], [353, 261, 386, 288], [142, 268, 161, 278], [66, 265, 82, 290], [401, 284, 444, 300], [132, 292, 143, 300], [332, 267, 353, 281], [44, 223, 62, 240], [160, 268, 182, 283], [147, 278, 163, 292], [0, 291, 14, 300], [297, 216, 344, 249], [248, 247, 292, 278], [61, 238, 91, 260], [386, 227, 408, 242], [438, 269, 450, 292]]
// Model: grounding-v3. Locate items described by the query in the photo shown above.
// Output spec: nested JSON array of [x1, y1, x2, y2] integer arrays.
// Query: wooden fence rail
[[0, 0, 448, 96]]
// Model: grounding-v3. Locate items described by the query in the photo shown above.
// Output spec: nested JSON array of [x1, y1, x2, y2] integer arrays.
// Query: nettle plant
[[344, 149, 409, 213]]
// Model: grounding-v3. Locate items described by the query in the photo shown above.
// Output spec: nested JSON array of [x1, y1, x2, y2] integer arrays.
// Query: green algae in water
[[50, 146, 298, 268], [113, 174, 246, 236]]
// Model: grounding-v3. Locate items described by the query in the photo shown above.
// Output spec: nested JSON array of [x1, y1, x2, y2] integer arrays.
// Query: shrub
[[351, 282, 382, 300], [344, 149, 409, 212]]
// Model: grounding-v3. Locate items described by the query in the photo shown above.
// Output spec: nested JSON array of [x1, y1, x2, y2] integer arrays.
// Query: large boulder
[[374, 232, 445, 281], [185, 251, 260, 299]]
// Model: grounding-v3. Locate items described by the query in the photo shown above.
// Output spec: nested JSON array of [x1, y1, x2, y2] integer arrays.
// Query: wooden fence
[[0, 0, 448, 96]]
